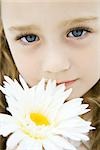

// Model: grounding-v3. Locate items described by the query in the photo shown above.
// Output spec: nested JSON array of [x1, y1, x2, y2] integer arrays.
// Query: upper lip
[[56, 79, 78, 85]]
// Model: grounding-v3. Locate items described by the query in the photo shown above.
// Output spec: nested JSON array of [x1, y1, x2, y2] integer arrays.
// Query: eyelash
[[66, 26, 92, 39], [15, 26, 92, 45], [15, 33, 40, 44]]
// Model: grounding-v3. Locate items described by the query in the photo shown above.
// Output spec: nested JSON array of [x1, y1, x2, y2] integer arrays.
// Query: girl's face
[[1, 0, 100, 100]]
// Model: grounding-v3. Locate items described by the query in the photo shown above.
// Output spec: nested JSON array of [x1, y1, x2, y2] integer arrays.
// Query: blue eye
[[69, 29, 85, 37], [16, 34, 40, 44], [67, 27, 91, 39]]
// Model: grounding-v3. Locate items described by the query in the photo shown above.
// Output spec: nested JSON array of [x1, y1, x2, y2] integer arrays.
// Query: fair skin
[[1, 0, 100, 101]]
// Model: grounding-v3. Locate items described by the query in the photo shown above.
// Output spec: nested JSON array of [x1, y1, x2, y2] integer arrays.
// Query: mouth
[[56, 79, 78, 87]]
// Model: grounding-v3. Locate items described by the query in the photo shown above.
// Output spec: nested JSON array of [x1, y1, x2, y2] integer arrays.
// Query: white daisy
[[0, 75, 94, 150]]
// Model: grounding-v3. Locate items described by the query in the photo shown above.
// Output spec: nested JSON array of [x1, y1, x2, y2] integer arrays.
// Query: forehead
[[1, 0, 100, 28]]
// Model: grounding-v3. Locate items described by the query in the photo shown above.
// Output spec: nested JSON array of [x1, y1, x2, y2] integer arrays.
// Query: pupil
[[26, 35, 36, 42], [72, 29, 83, 37]]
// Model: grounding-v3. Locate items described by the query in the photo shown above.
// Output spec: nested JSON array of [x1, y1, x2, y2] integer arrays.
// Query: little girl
[[0, 0, 100, 149]]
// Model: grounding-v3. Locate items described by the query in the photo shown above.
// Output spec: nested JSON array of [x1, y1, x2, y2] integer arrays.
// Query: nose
[[42, 49, 71, 73]]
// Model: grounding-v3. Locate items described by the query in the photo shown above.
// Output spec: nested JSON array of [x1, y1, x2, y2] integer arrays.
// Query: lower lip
[[64, 80, 77, 87], [56, 79, 77, 88]]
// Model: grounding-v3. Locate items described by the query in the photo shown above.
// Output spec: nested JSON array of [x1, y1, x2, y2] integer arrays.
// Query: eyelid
[[66, 26, 92, 34], [15, 32, 39, 41], [66, 26, 93, 39]]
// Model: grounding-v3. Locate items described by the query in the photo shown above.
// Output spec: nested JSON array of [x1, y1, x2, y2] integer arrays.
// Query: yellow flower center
[[30, 113, 50, 126]]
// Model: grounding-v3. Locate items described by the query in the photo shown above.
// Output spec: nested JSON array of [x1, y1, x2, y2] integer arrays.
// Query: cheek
[[74, 47, 99, 77], [79, 52, 99, 84], [18, 61, 42, 84], [10, 52, 42, 85]]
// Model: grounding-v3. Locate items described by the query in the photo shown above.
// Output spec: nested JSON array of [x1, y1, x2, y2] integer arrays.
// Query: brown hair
[[0, 21, 18, 149], [0, 20, 100, 150]]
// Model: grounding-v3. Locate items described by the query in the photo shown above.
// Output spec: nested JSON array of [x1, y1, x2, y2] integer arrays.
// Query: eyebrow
[[9, 25, 41, 32], [8, 16, 98, 32], [60, 16, 98, 27]]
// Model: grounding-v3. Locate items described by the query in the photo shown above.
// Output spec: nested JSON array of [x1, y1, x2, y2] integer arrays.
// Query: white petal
[[30, 80, 61, 113], [6, 130, 25, 150], [14, 79, 25, 92], [43, 139, 62, 150], [16, 137, 42, 150], [49, 135, 77, 150], [0, 84, 24, 103], [2, 76, 25, 101], [26, 79, 46, 111], [52, 88, 72, 106], [54, 128, 90, 141], [0, 85, 6, 94], [33, 79, 46, 105], [66, 133, 90, 141], [53, 117, 93, 141], [63, 88, 72, 100], [4, 76, 14, 85], [35, 78, 45, 96], [46, 80, 56, 95], [65, 98, 83, 105], [4, 76, 23, 94], [0, 114, 18, 136], [56, 98, 89, 121], [5, 96, 24, 114], [55, 84, 66, 93], [19, 75, 29, 90], [44, 88, 72, 121], [57, 117, 94, 132]]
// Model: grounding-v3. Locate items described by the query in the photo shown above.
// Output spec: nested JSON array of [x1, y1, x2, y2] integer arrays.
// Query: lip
[[56, 79, 78, 86]]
